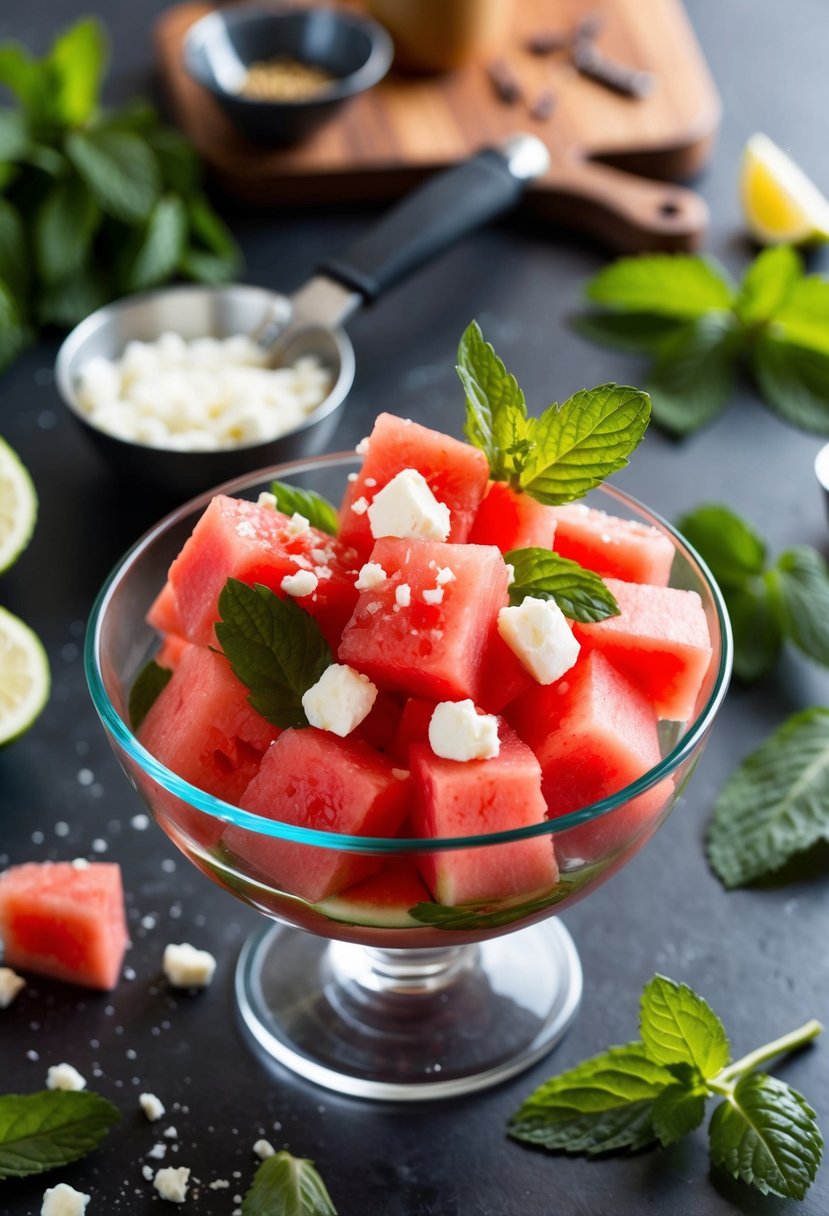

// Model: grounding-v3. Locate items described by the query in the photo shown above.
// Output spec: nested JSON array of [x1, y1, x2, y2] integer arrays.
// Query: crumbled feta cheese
[[162, 943, 217, 989], [0, 966, 25, 1008], [148, 1143, 167, 1160], [163, 1126, 178, 1140], [422, 587, 444, 605], [71, 857, 90, 869], [140, 1092, 165, 1122], [355, 562, 387, 590], [154, 1166, 190, 1204], [41, 1182, 90, 1216], [46, 1063, 86, 1092], [395, 583, 412, 608], [350, 496, 369, 515], [435, 567, 456, 586], [301, 664, 377, 737], [253, 1138, 275, 1159], [505, 563, 515, 586], [281, 569, 318, 597], [497, 596, 580, 685], [285, 512, 310, 538], [142, 1164, 155, 1181], [310, 548, 329, 563], [355, 436, 370, 455], [347, 472, 358, 483], [367, 469, 450, 542], [256, 491, 277, 510], [428, 701, 500, 762]]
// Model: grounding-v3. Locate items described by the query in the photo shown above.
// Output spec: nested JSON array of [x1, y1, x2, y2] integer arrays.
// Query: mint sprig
[[456, 321, 650, 503], [504, 547, 619, 622], [509, 975, 823, 1201], [129, 658, 172, 731], [242, 1150, 337, 1216], [677, 502, 829, 680], [269, 480, 339, 536], [215, 578, 331, 730], [707, 707, 829, 887], [577, 245, 829, 435], [0, 1090, 120, 1179]]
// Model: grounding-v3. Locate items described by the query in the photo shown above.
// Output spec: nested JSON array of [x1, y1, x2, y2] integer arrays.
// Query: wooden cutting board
[[155, 0, 720, 251]]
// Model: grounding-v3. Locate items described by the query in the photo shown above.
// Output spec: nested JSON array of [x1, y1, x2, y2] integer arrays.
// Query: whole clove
[[572, 40, 654, 98], [530, 90, 557, 121], [487, 58, 523, 105], [525, 29, 569, 56]]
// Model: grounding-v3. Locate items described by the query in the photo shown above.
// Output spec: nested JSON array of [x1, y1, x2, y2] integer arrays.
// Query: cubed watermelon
[[314, 858, 432, 927], [338, 538, 509, 701], [573, 579, 712, 721], [477, 627, 535, 713], [338, 413, 489, 560], [392, 696, 437, 764], [351, 689, 404, 754], [223, 728, 411, 902], [0, 862, 128, 990], [410, 723, 558, 905], [468, 481, 558, 553], [155, 633, 189, 671], [551, 503, 675, 586], [147, 580, 185, 637], [168, 495, 359, 649]]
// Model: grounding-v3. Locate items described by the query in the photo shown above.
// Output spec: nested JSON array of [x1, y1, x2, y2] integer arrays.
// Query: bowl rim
[[85, 451, 733, 854], [182, 5, 395, 109]]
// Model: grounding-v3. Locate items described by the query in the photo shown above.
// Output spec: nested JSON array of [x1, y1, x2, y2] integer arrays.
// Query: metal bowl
[[54, 284, 355, 501]]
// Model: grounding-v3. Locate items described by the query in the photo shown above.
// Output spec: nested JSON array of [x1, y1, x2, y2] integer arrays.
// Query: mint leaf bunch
[[509, 974, 823, 1201], [456, 321, 650, 503], [0, 1089, 120, 1179], [677, 502, 829, 680], [577, 245, 829, 435], [0, 18, 242, 372], [242, 1150, 337, 1216]]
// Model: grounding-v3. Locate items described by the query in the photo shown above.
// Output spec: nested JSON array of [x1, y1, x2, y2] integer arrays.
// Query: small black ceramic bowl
[[183, 5, 394, 145]]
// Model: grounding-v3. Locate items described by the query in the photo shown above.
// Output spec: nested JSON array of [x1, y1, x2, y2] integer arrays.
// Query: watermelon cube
[[223, 728, 411, 902], [392, 696, 437, 764], [338, 538, 509, 702], [468, 481, 558, 553], [410, 724, 558, 905], [338, 413, 489, 560], [477, 627, 535, 713], [147, 579, 185, 636], [551, 503, 675, 586], [573, 579, 712, 721], [155, 633, 189, 671], [168, 495, 359, 649], [0, 862, 128, 990]]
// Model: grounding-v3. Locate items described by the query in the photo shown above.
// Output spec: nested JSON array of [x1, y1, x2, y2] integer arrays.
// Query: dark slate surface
[[2, 1, 829, 1212]]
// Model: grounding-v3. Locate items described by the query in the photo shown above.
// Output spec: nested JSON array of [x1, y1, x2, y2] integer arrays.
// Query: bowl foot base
[[235, 919, 582, 1101]]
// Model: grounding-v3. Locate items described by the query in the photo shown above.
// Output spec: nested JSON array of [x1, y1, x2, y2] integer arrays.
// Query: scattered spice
[[240, 57, 335, 103], [486, 58, 523, 105], [572, 39, 654, 98], [525, 29, 569, 56], [530, 90, 556, 122]]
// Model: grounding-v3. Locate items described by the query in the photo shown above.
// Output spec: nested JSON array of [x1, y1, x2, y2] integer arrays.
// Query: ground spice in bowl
[[239, 57, 335, 102]]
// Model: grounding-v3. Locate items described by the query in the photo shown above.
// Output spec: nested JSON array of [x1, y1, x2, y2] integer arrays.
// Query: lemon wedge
[[0, 605, 50, 745], [0, 435, 37, 575], [740, 133, 829, 245]]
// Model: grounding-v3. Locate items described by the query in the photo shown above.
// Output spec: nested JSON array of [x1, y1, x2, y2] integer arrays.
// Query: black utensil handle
[[317, 136, 548, 303]]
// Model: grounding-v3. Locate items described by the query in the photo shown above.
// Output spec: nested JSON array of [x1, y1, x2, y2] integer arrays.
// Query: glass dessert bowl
[[86, 452, 732, 1101]]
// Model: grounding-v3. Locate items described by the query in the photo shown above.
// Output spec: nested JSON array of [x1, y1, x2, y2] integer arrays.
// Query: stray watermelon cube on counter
[[0, 861, 128, 990]]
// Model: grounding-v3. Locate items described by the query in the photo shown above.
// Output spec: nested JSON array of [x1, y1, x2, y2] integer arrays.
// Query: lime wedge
[[740, 133, 829, 246], [0, 435, 38, 574], [0, 605, 50, 745]]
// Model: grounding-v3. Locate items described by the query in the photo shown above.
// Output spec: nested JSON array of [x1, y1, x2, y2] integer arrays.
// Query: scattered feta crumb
[[422, 587, 444, 605], [41, 1182, 90, 1216], [0, 966, 25, 1008], [367, 468, 450, 542], [395, 583, 412, 608], [148, 1143, 167, 1160], [355, 436, 370, 455], [142, 1165, 155, 1181], [163, 1126, 178, 1139], [71, 858, 90, 870], [429, 701, 500, 762], [46, 1063, 86, 1092], [346, 472, 358, 482], [130, 814, 150, 831], [435, 567, 456, 586], [209, 1179, 231, 1190], [154, 1166, 190, 1204], [310, 547, 329, 563], [505, 563, 515, 586], [355, 562, 387, 590], [140, 1092, 165, 1122], [285, 512, 310, 538], [253, 1138, 275, 1159], [256, 491, 277, 509], [302, 664, 377, 737], [162, 943, 217, 989], [350, 496, 369, 515], [281, 569, 318, 597], [497, 596, 580, 685]]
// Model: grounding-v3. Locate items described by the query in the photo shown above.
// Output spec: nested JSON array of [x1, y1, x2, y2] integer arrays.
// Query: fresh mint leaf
[[48, 17, 107, 127], [409, 881, 576, 931], [770, 545, 829, 666], [34, 176, 99, 285], [180, 195, 243, 284], [519, 383, 650, 504], [242, 1151, 337, 1216], [129, 659, 172, 732], [0, 43, 46, 114], [269, 481, 338, 536], [709, 1073, 822, 1200], [456, 320, 529, 481], [675, 504, 766, 590], [36, 264, 109, 328], [123, 194, 187, 293], [147, 127, 200, 196], [215, 578, 331, 730], [570, 311, 685, 356], [504, 547, 619, 622], [640, 975, 730, 1079], [724, 584, 783, 682], [66, 128, 160, 224], [651, 1080, 707, 1147], [646, 314, 740, 437], [0, 280, 29, 374], [585, 254, 735, 319], [0, 109, 28, 161], [752, 332, 829, 433], [508, 1043, 672, 1154], [707, 707, 829, 887], [735, 244, 801, 326], [0, 197, 30, 302], [0, 1090, 120, 1179], [774, 275, 829, 354]]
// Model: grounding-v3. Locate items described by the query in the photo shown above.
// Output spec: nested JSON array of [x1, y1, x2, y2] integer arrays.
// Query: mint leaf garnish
[[270, 480, 339, 536], [771, 546, 829, 664], [457, 320, 530, 482], [570, 311, 684, 356], [640, 975, 730, 1079], [645, 314, 740, 437], [676, 503, 766, 588], [504, 547, 619, 622], [129, 658, 172, 732], [774, 275, 829, 353], [215, 578, 331, 730], [708, 1073, 822, 1200], [752, 333, 829, 433], [734, 244, 801, 326], [585, 254, 736, 318], [0, 1090, 120, 1179], [707, 707, 829, 887], [242, 1150, 337, 1216], [509, 977, 823, 1202]]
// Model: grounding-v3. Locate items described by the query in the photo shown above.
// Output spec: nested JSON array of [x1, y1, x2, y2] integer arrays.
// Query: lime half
[[0, 605, 50, 744], [0, 436, 38, 574]]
